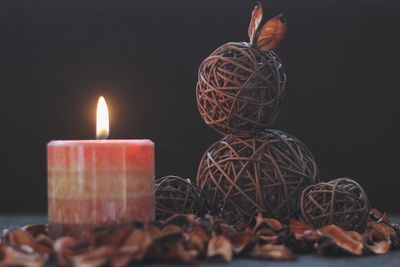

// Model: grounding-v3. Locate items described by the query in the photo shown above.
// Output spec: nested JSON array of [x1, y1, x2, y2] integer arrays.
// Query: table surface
[[1, 215, 399, 267]]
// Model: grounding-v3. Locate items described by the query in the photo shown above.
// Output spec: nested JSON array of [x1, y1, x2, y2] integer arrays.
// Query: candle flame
[[96, 96, 109, 139]]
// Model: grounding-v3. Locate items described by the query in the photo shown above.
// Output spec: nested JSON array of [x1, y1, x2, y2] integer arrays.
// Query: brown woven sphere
[[196, 42, 286, 137], [301, 178, 370, 231], [155, 175, 205, 220], [196, 129, 318, 223]]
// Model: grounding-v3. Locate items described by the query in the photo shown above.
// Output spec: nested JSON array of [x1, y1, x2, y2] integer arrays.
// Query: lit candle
[[47, 96, 155, 238]]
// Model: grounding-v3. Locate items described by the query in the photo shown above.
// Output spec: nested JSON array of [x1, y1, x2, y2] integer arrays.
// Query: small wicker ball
[[155, 175, 204, 220], [196, 42, 286, 137], [196, 129, 318, 223], [301, 178, 370, 231]]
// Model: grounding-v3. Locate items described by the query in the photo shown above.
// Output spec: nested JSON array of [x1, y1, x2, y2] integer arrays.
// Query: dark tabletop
[[1, 215, 400, 267]]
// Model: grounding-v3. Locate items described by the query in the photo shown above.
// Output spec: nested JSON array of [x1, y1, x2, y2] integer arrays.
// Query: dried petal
[[0, 245, 48, 267], [54, 236, 77, 266], [368, 222, 392, 242], [71, 246, 113, 267], [290, 220, 318, 240], [255, 14, 287, 51], [254, 213, 283, 232], [156, 224, 183, 244], [34, 235, 53, 254], [256, 228, 279, 244], [161, 243, 198, 263], [248, 1, 263, 45], [251, 244, 296, 260], [369, 209, 390, 225], [22, 225, 48, 238], [317, 225, 363, 255], [229, 232, 257, 255], [234, 222, 252, 233], [213, 223, 236, 236], [207, 236, 233, 262], [186, 225, 210, 255], [122, 229, 153, 261], [163, 214, 196, 229], [367, 241, 391, 254], [2, 228, 36, 254]]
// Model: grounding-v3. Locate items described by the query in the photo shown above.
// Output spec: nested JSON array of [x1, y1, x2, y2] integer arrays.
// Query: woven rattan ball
[[196, 129, 318, 223], [196, 42, 286, 137], [301, 178, 370, 231], [155, 175, 205, 220]]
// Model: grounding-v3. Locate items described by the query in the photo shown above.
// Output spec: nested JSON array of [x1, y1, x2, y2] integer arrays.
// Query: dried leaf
[[251, 244, 296, 260], [317, 225, 363, 255], [207, 236, 233, 262], [248, 1, 263, 45], [255, 14, 286, 51]]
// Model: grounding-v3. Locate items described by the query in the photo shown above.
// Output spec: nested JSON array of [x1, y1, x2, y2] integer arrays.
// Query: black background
[[0, 0, 399, 213]]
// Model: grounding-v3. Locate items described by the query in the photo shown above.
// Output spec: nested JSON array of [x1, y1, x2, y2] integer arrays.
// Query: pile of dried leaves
[[0, 209, 399, 267]]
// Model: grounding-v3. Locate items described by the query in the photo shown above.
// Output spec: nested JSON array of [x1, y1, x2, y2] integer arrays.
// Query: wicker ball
[[155, 175, 204, 220], [196, 129, 318, 223], [301, 178, 370, 231], [196, 42, 286, 137]]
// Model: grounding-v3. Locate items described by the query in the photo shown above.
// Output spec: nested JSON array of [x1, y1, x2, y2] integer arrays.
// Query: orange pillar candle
[[47, 97, 155, 238]]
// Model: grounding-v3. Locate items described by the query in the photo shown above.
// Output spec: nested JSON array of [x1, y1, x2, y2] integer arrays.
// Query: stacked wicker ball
[[195, 4, 320, 224], [155, 2, 371, 231]]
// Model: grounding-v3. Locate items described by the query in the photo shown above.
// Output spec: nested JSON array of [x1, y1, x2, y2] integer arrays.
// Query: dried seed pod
[[207, 236, 233, 262], [251, 244, 296, 260], [317, 225, 364, 255], [301, 178, 370, 231], [155, 176, 204, 220]]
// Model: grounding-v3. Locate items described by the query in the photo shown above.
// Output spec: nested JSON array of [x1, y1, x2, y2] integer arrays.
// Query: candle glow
[[96, 96, 109, 139]]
